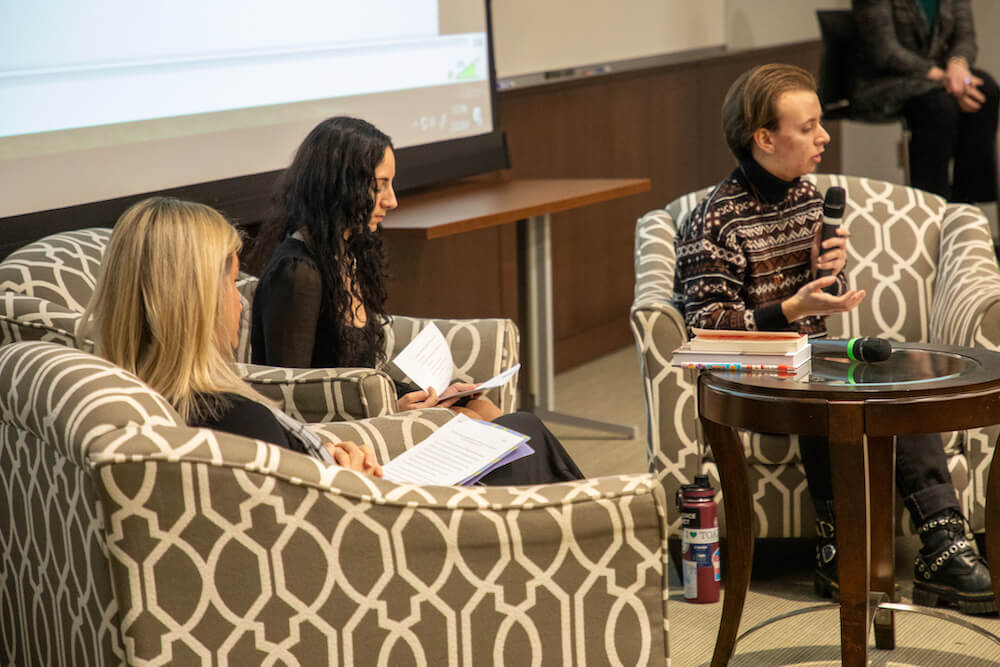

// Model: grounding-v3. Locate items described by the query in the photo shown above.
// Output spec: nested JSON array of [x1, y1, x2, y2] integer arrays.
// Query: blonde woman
[[78, 196, 381, 476]]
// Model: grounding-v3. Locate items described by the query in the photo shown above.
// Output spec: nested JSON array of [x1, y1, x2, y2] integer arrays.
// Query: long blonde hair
[[79, 197, 261, 422]]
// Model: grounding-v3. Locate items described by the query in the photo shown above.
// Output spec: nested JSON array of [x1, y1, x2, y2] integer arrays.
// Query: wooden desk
[[383, 177, 650, 436]]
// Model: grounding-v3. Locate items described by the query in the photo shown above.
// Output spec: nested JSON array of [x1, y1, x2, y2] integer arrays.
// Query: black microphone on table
[[811, 337, 893, 362], [818, 186, 846, 295]]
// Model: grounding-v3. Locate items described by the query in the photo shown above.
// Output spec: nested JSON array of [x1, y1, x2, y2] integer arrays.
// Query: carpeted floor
[[551, 345, 1000, 666]]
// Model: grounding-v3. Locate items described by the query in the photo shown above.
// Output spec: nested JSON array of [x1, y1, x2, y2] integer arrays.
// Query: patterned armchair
[[631, 174, 1000, 543], [0, 228, 519, 422], [0, 341, 668, 667]]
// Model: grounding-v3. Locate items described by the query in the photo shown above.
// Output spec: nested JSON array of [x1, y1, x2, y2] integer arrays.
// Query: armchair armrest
[[236, 363, 398, 422], [90, 420, 669, 665], [309, 406, 455, 462], [930, 203, 1000, 349], [0, 293, 83, 348], [385, 315, 520, 412], [631, 209, 701, 534], [932, 204, 1000, 532]]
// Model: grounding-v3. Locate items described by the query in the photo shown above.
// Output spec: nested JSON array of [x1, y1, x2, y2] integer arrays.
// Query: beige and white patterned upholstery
[[631, 174, 1000, 540], [0, 341, 669, 666], [385, 314, 521, 412], [0, 228, 520, 421]]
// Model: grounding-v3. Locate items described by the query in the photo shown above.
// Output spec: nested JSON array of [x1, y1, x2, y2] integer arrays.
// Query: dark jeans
[[902, 67, 1000, 203], [799, 433, 960, 524]]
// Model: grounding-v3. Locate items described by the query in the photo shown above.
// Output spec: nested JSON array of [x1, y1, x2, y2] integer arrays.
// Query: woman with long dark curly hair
[[250, 116, 582, 484]]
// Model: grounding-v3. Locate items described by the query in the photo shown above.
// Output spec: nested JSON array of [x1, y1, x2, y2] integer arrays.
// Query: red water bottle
[[677, 474, 720, 603]]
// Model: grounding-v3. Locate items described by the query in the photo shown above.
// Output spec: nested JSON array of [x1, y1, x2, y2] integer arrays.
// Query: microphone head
[[857, 337, 892, 362], [823, 186, 846, 218]]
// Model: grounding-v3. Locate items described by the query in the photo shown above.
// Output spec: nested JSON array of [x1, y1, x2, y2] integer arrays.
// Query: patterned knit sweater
[[673, 158, 847, 335]]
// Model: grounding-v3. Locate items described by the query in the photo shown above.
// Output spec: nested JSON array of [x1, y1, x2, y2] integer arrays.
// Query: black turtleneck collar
[[734, 156, 799, 205]]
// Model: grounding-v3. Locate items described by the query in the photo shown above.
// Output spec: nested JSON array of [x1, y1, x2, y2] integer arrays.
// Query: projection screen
[[0, 0, 500, 219]]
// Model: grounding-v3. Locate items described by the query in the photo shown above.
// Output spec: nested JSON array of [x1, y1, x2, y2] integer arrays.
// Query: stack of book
[[671, 328, 811, 374]]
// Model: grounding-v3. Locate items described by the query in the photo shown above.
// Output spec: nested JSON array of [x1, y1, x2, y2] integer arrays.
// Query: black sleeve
[[255, 256, 323, 368], [753, 302, 791, 331], [191, 395, 295, 451]]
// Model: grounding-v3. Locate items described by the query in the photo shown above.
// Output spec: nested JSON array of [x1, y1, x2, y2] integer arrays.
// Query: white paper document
[[439, 363, 521, 400], [392, 323, 454, 393], [381, 414, 531, 486], [392, 322, 520, 397]]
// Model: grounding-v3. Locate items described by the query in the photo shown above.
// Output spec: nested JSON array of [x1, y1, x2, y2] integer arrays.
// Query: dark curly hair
[[251, 116, 393, 365]]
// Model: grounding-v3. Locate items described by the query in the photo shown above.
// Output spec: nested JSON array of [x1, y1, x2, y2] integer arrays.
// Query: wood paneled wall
[[386, 40, 840, 372]]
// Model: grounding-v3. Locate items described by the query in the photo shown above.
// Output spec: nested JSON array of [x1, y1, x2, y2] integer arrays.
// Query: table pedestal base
[[734, 597, 1000, 651]]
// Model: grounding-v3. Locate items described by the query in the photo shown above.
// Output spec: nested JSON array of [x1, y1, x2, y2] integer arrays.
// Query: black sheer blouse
[[251, 237, 378, 369]]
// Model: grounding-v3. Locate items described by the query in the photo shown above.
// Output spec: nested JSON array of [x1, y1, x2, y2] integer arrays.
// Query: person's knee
[[973, 68, 1000, 111], [906, 89, 960, 132]]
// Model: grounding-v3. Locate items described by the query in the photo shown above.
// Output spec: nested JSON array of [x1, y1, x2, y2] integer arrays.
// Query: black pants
[[479, 412, 584, 485], [799, 433, 960, 524], [902, 67, 1000, 203]]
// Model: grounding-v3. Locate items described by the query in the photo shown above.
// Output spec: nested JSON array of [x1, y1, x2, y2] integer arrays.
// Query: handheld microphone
[[811, 337, 892, 362], [819, 187, 845, 294]]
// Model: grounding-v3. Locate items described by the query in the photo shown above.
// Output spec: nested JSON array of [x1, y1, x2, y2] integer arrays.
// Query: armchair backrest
[[659, 174, 951, 343], [0, 227, 260, 363], [0, 228, 109, 310], [811, 174, 944, 342]]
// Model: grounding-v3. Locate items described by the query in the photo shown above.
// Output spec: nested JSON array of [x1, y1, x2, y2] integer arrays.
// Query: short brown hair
[[722, 63, 817, 161]]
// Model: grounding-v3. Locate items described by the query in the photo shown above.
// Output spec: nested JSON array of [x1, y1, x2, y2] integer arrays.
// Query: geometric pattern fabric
[[1, 341, 671, 666], [0, 228, 520, 420], [631, 174, 1000, 539]]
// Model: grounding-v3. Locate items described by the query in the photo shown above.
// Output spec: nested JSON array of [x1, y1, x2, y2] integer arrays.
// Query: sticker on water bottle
[[690, 543, 713, 566], [683, 559, 698, 598], [685, 526, 719, 545], [713, 547, 721, 581]]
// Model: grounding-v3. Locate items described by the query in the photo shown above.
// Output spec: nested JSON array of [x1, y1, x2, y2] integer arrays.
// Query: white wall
[[972, 0, 1000, 75], [492, 0, 725, 79], [725, 0, 851, 50], [725, 0, 1000, 72]]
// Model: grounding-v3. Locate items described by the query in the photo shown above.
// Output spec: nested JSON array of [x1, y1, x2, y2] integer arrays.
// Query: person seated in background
[[672, 63, 995, 613], [852, 0, 999, 203], [247, 116, 582, 485], [77, 197, 383, 476]]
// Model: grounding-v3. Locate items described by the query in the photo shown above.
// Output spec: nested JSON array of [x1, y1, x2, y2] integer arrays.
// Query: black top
[[251, 236, 378, 369], [736, 156, 799, 205], [189, 392, 301, 453]]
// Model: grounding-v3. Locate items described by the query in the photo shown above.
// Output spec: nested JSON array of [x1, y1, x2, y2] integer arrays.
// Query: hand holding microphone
[[781, 186, 866, 321], [817, 186, 846, 295]]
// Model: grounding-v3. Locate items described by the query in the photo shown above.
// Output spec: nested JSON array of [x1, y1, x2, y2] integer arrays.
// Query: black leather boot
[[813, 499, 839, 599], [912, 510, 996, 615]]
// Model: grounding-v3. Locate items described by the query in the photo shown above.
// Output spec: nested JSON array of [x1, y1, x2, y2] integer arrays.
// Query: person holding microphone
[[673, 63, 993, 613]]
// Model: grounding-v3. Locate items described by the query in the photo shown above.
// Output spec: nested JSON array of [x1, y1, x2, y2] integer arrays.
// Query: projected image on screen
[[0, 0, 496, 218]]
